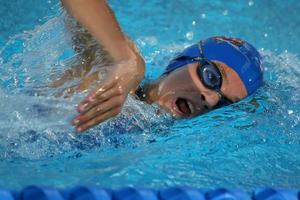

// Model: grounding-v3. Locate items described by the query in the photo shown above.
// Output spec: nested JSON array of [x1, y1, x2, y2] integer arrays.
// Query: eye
[[202, 67, 221, 86]]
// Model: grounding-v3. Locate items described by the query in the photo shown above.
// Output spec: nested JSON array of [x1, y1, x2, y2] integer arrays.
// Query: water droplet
[[264, 33, 268, 38], [185, 32, 194, 41], [201, 13, 206, 19], [192, 21, 196, 26], [288, 110, 293, 115], [248, 1, 254, 6]]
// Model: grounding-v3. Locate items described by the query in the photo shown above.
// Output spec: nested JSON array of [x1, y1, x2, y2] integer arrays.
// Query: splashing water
[[0, 11, 173, 161], [0, 0, 299, 191]]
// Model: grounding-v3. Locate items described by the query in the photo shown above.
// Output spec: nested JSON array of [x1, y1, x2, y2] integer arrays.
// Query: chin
[[166, 109, 183, 118]]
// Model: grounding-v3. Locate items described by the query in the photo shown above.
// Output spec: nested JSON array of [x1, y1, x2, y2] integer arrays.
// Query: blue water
[[0, 0, 299, 190]]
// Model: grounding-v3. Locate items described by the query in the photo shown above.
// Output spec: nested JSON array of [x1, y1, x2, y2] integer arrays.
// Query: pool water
[[0, 0, 299, 190]]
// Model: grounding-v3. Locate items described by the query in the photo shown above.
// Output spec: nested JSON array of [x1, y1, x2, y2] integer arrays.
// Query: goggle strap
[[198, 41, 205, 58]]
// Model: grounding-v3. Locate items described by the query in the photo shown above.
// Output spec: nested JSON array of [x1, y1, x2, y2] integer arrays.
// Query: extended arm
[[61, 0, 140, 62], [61, 0, 145, 132]]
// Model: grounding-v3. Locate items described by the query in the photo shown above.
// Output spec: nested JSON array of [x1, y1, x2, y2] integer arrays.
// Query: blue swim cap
[[164, 36, 264, 96]]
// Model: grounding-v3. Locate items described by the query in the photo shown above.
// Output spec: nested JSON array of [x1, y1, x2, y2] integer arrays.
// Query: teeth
[[187, 101, 194, 114]]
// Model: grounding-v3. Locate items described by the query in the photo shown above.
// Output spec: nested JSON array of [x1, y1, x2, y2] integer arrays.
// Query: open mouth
[[175, 98, 194, 116]]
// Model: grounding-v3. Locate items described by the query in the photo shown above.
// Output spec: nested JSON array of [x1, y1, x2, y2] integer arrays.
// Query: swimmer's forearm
[[61, 0, 146, 130], [61, 0, 137, 62]]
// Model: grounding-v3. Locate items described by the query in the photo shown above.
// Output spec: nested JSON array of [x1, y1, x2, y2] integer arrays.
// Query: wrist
[[118, 51, 145, 80], [113, 38, 145, 79], [114, 49, 145, 94]]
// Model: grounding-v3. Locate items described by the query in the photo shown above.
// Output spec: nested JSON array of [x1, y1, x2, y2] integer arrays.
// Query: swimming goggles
[[168, 41, 233, 109]]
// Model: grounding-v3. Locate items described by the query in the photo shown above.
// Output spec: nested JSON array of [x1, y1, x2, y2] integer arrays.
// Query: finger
[[77, 79, 116, 112], [74, 95, 123, 126], [78, 85, 123, 113], [86, 78, 116, 101], [76, 107, 121, 132], [73, 95, 124, 126]]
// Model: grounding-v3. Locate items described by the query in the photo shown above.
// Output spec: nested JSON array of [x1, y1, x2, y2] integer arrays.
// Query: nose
[[188, 92, 210, 116], [195, 89, 220, 112], [200, 94, 210, 110]]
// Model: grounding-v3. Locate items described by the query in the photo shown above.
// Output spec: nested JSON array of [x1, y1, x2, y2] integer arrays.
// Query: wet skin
[[72, 60, 247, 132], [148, 61, 248, 118]]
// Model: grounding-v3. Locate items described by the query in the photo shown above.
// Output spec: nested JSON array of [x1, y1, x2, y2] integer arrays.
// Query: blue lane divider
[[159, 187, 205, 200], [113, 187, 157, 200], [253, 188, 299, 200], [205, 188, 250, 200], [0, 186, 298, 200], [62, 186, 112, 200], [21, 186, 64, 200], [0, 189, 17, 200]]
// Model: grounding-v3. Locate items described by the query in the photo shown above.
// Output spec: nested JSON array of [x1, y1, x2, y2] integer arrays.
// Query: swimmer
[[59, 0, 263, 132]]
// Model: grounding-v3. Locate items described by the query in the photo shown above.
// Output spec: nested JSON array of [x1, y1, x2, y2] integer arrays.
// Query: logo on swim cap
[[213, 36, 245, 47]]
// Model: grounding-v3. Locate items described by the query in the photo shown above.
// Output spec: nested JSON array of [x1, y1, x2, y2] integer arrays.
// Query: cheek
[[157, 78, 175, 97], [156, 77, 177, 106], [159, 79, 196, 100], [158, 74, 185, 95]]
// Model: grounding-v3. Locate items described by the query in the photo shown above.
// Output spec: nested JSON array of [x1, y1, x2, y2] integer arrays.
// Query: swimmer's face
[[155, 62, 247, 118]]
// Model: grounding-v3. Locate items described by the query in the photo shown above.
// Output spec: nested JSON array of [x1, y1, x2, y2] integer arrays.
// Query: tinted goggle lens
[[197, 61, 222, 90]]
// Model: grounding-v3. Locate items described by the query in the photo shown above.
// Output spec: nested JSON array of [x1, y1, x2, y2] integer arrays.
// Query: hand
[[72, 55, 145, 132]]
